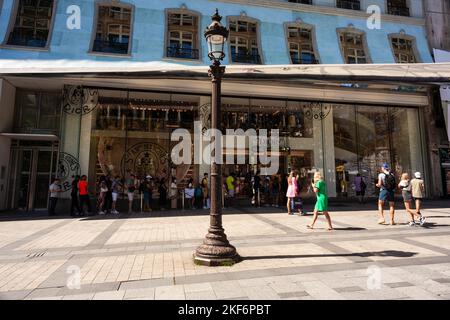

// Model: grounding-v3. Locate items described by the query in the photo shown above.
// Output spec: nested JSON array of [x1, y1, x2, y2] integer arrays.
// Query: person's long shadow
[[419, 222, 450, 229], [242, 250, 417, 261], [332, 227, 367, 231]]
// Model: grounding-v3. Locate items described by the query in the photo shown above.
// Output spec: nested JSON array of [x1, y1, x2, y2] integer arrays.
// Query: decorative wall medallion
[[304, 102, 330, 120], [199, 102, 211, 135], [121, 142, 169, 178], [62, 85, 99, 115], [57, 152, 81, 192]]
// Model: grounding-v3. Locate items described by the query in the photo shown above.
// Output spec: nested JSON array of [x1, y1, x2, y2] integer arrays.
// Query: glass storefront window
[[14, 90, 60, 133], [389, 107, 424, 178], [286, 101, 314, 138], [91, 91, 198, 201], [86, 89, 425, 202], [333, 105, 424, 198], [357, 106, 391, 197], [94, 96, 198, 133]]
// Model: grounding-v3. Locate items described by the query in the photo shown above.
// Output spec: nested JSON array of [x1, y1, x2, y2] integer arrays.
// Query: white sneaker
[[113, 210, 119, 215], [419, 216, 426, 226], [99, 211, 105, 215], [408, 221, 416, 227]]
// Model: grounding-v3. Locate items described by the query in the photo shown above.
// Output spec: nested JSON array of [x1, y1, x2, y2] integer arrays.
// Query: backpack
[[384, 173, 396, 191]]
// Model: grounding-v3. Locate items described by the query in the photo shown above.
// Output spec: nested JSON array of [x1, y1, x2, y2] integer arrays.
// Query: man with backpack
[[376, 163, 396, 225]]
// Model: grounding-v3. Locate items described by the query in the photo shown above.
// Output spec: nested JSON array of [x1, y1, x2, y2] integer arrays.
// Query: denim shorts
[[379, 189, 395, 202]]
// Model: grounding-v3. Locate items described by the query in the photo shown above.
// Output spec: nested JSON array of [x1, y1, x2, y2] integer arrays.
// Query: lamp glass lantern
[[205, 10, 229, 62]]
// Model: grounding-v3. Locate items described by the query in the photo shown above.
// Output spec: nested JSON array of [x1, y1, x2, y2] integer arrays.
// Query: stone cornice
[[212, 0, 425, 26]]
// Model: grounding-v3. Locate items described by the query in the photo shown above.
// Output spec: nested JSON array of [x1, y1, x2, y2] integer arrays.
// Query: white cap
[[414, 172, 421, 179]]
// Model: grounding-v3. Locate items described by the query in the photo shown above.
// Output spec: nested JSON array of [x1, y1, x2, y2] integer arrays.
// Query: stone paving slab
[[0, 204, 448, 300]]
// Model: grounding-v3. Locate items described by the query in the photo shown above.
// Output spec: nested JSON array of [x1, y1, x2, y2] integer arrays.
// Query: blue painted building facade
[[0, 0, 433, 64]]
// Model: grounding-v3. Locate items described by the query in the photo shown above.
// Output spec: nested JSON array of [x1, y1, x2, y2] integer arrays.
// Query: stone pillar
[[407, 108, 423, 174], [312, 105, 336, 197], [59, 86, 97, 199], [323, 106, 336, 197], [0, 80, 16, 210]]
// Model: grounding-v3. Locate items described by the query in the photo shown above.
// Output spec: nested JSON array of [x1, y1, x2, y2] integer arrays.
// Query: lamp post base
[[193, 228, 240, 266]]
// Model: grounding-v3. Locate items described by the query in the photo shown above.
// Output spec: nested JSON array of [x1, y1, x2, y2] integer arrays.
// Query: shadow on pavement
[[419, 222, 450, 229], [0, 199, 449, 222], [331, 227, 367, 231], [241, 250, 418, 261]]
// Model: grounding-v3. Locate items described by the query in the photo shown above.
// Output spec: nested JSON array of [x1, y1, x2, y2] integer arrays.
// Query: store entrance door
[[8, 142, 58, 211]]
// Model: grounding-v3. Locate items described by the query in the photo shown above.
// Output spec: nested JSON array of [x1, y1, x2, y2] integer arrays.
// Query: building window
[[336, 0, 360, 10], [166, 12, 199, 60], [391, 36, 417, 63], [229, 18, 262, 64], [14, 90, 61, 133], [287, 25, 318, 64], [5, 0, 56, 48], [288, 0, 312, 4], [387, 0, 410, 17], [339, 31, 369, 64], [92, 5, 132, 55]]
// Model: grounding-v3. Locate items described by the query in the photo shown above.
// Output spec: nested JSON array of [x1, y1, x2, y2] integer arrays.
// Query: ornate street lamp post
[[194, 9, 240, 266]]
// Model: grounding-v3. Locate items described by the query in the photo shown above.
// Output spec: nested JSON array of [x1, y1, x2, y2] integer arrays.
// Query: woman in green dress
[[307, 171, 333, 230]]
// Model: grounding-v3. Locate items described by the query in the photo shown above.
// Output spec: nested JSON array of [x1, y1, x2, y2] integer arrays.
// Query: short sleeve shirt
[[411, 179, 424, 198], [49, 183, 60, 198], [378, 173, 386, 190], [78, 181, 88, 195], [226, 176, 235, 190]]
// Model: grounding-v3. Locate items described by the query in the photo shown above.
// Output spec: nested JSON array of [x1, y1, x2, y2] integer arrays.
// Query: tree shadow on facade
[[241, 250, 417, 261]]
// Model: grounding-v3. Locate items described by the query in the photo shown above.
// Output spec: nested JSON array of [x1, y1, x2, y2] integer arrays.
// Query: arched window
[[91, 3, 133, 55], [4, 0, 57, 49], [389, 34, 420, 63], [387, 0, 410, 17], [228, 17, 262, 64], [166, 10, 200, 60], [286, 23, 319, 64], [336, 0, 360, 11], [338, 28, 371, 64]]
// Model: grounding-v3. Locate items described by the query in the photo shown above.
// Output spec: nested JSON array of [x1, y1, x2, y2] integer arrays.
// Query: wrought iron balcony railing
[[231, 52, 262, 64], [387, 6, 410, 17], [7, 30, 47, 47], [166, 47, 200, 59], [291, 56, 319, 64], [337, 0, 361, 11], [92, 39, 129, 54], [288, 0, 312, 4]]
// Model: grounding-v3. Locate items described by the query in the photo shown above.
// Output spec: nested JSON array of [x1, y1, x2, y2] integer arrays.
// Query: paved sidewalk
[[0, 201, 449, 300]]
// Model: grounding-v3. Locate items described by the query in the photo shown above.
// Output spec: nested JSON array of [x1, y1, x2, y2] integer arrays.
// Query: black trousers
[[71, 194, 81, 215], [48, 197, 58, 216], [104, 192, 113, 212], [79, 195, 92, 214]]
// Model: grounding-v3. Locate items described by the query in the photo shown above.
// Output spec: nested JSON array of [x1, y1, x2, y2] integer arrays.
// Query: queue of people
[[48, 171, 216, 216], [49, 164, 428, 229]]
